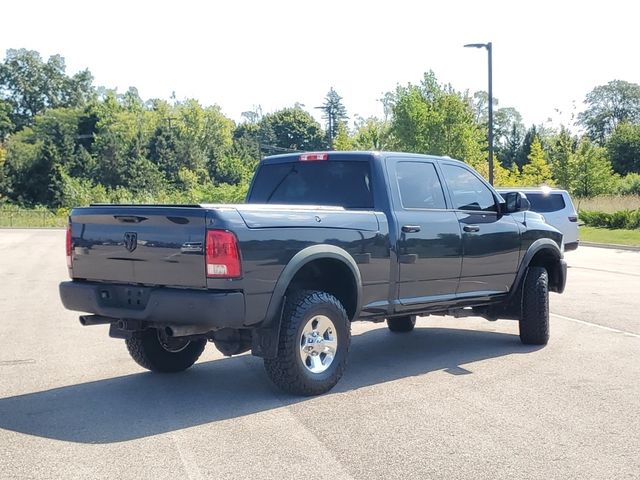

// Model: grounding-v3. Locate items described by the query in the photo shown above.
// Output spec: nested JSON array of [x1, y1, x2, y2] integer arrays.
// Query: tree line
[[1, 48, 639, 210]]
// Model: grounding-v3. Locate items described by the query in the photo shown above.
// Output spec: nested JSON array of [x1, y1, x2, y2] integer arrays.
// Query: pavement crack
[[0, 359, 36, 366]]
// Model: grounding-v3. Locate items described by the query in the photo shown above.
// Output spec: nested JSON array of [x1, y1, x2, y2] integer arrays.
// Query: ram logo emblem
[[123, 232, 138, 252]]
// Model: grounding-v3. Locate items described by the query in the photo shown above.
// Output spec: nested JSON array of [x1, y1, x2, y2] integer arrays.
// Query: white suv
[[497, 187, 579, 251]]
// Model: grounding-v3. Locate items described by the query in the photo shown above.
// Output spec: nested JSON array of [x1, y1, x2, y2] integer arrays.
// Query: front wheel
[[264, 290, 350, 396], [519, 266, 550, 345], [125, 328, 207, 373], [387, 315, 416, 333]]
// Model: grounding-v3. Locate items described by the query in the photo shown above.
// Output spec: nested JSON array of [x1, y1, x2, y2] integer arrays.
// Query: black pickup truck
[[60, 151, 567, 395]]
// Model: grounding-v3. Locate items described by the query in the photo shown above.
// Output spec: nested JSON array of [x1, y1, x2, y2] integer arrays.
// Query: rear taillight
[[66, 223, 73, 269], [568, 216, 578, 222], [206, 230, 241, 278], [299, 152, 328, 161]]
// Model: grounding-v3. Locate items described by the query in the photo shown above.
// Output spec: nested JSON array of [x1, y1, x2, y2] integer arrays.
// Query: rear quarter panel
[[205, 208, 391, 325]]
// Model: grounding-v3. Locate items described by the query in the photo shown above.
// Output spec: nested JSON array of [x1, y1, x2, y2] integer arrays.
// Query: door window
[[396, 162, 447, 210], [441, 164, 496, 212]]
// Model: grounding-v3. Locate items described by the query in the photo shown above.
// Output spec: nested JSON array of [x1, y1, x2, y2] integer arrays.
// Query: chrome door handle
[[463, 225, 480, 232], [401, 225, 421, 233]]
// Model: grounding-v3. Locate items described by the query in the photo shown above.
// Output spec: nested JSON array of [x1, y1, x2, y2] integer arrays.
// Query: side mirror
[[503, 191, 530, 213]]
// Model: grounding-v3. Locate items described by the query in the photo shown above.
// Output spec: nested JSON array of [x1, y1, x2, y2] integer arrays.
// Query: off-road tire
[[264, 290, 350, 396], [519, 266, 550, 345], [125, 329, 206, 373], [387, 315, 416, 333]]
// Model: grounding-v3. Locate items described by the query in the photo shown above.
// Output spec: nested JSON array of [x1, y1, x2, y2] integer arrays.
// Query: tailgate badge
[[123, 232, 138, 252]]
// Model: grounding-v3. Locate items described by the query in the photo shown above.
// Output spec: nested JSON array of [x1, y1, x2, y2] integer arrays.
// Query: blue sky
[[2, 0, 638, 129]]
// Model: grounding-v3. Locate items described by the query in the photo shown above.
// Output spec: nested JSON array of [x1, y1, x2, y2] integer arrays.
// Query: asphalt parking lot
[[0, 229, 638, 479]]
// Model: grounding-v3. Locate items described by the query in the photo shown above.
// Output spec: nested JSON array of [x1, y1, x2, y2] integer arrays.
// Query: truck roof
[[261, 151, 465, 166]]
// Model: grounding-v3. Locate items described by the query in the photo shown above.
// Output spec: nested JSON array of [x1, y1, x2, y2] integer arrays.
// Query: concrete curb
[[0, 227, 66, 230], [581, 241, 640, 252]]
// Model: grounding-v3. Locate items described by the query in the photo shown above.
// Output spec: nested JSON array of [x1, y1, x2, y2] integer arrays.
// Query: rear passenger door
[[386, 157, 462, 310], [440, 162, 521, 296]]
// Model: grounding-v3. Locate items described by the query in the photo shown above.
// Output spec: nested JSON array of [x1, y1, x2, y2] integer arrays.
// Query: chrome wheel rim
[[157, 329, 190, 353], [298, 315, 338, 374]]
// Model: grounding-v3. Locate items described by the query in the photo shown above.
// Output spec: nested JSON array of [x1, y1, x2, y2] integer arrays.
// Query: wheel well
[[528, 249, 562, 292], [286, 258, 358, 320]]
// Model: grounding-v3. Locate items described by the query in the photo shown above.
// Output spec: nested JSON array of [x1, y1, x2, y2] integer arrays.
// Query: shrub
[[579, 209, 640, 230], [618, 173, 640, 195]]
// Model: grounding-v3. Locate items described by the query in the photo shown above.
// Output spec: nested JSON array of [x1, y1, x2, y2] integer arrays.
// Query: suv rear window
[[524, 193, 566, 212], [248, 161, 373, 209]]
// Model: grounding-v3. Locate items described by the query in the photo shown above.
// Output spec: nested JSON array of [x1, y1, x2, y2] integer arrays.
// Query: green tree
[[578, 80, 640, 144], [388, 71, 485, 167], [91, 92, 143, 188], [617, 172, 640, 195], [1, 107, 88, 205], [259, 106, 326, 152], [233, 121, 262, 161], [1, 128, 44, 204], [494, 107, 524, 168], [332, 122, 354, 151], [0, 49, 94, 131], [572, 137, 615, 197], [548, 126, 576, 190], [515, 125, 538, 169], [168, 100, 234, 182], [352, 116, 391, 151], [240, 105, 263, 125], [468, 92, 524, 168], [0, 99, 13, 140], [320, 88, 348, 148], [606, 122, 640, 175], [521, 137, 553, 186], [471, 91, 489, 124]]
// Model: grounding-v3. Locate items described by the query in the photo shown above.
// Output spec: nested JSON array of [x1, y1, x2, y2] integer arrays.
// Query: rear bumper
[[59, 281, 245, 329], [565, 241, 579, 251]]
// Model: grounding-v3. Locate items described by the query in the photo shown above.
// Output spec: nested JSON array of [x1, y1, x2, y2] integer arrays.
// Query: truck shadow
[[0, 326, 539, 444]]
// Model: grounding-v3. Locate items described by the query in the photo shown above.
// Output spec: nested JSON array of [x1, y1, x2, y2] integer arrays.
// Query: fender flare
[[264, 244, 363, 326], [508, 238, 563, 301], [251, 245, 362, 359]]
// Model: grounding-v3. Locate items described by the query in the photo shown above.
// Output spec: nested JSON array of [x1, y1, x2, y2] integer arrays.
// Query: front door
[[440, 162, 521, 296]]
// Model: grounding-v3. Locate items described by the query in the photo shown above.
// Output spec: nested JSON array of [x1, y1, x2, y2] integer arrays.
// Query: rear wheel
[[125, 328, 206, 373], [519, 266, 550, 345], [264, 290, 350, 396], [387, 315, 416, 333]]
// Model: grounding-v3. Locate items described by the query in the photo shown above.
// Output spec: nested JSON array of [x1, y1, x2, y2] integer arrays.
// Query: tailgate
[[70, 206, 208, 288]]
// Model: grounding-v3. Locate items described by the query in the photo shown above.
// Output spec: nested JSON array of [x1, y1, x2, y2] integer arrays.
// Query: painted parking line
[[551, 313, 640, 338]]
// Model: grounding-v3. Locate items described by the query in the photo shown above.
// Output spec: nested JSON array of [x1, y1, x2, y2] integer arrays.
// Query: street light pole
[[464, 42, 494, 185], [487, 42, 494, 186]]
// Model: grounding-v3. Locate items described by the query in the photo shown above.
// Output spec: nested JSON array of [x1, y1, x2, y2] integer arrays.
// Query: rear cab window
[[247, 160, 373, 209]]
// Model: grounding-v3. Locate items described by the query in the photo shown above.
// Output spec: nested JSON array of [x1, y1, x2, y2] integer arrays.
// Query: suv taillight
[[206, 230, 241, 278], [66, 223, 73, 269]]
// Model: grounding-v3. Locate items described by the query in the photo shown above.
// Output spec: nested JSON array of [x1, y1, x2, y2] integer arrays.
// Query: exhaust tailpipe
[[164, 325, 212, 337], [79, 315, 114, 326]]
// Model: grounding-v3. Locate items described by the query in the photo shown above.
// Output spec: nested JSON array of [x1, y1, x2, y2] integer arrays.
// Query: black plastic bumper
[[565, 241, 579, 251], [59, 281, 245, 328]]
